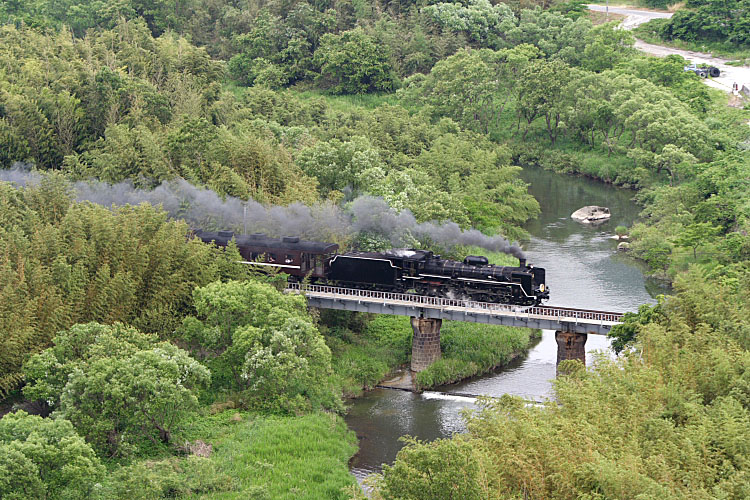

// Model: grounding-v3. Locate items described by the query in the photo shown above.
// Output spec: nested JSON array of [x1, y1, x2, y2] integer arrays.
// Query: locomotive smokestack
[[519, 258, 527, 267]]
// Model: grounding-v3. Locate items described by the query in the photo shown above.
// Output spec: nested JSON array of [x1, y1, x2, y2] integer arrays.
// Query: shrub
[[23, 323, 210, 457], [94, 456, 234, 499], [0, 411, 104, 500]]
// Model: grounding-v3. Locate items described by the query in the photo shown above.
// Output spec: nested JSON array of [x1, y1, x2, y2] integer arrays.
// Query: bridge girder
[[293, 285, 621, 336]]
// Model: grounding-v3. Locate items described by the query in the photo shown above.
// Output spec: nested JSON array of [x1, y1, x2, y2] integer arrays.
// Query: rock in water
[[571, 206, 611, 224], [617, 242, 630, 252]]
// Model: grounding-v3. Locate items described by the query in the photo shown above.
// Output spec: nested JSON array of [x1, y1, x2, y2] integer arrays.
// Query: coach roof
[[194, 230, 339, 253]]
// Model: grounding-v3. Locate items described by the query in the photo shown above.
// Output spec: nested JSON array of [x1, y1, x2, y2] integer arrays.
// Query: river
[[345, 166, 662, 481]]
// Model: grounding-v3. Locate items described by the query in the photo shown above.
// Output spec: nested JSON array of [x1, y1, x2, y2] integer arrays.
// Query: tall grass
[[415, 323, 537, 390], [295, 89, 399, 112], [186, 411, 358, 500], [323, 314, 412, 397]]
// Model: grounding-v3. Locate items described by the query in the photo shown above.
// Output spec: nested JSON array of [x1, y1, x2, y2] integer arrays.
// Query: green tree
[[184, 279, 337, 411], [23, 322, 209, 457], [0, 411, 104, 500], [674, 222, 720, 259], [425, 0, 517, 50], [59, 342, 209, 456], [516, 58, 572, 142], [581, 22, 634, 72], [183, 281, 339, 410], [314, 27, 396, 94]]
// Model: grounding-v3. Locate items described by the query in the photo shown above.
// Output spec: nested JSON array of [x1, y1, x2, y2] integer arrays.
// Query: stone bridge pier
[[410, 317, 442, 372], [555, 330, 587, 373]]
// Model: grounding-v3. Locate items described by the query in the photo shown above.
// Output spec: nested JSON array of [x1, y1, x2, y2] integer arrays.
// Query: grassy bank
[[326, 313, 538, 393], [190, 411, 357, 500], [92, 410, 358, 499], [323, 314, 413, 397], [415, 323, 539, 390]]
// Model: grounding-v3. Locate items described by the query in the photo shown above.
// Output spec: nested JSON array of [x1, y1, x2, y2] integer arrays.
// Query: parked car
[[684, 63, 720, 78]]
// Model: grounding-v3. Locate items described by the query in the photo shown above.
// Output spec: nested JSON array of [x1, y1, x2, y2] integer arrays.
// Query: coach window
[[268, 253, 276, 263], [285, 254, 294, 264], [314, 255, 323, 274]]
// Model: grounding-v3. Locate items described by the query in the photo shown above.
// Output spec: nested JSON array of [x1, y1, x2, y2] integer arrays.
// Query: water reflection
[[346, 166, 659, 479], [347, 389, 475, 481]]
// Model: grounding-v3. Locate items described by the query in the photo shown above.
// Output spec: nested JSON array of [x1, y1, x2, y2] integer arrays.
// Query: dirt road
[[634, 40, 750, 92], [587, 4, 672, 29], [587, 4, 750, 92]]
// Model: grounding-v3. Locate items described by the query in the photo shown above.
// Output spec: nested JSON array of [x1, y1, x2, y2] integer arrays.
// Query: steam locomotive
[[193, 230, 549, 306]]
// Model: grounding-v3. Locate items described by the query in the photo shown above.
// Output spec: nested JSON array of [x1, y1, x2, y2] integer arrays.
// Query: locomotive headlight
[[540, 284, 545, 292]]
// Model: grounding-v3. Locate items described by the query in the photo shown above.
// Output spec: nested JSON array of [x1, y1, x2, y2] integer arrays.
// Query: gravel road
[[587, 4, 750, 92], [587, 4, 672, 29]]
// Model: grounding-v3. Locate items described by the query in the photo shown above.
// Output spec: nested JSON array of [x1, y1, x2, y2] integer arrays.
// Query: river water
[[346, 166, 662, 481]]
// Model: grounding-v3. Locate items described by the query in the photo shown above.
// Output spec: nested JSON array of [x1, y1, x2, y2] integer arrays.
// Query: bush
[[95, 456, 234, 499], [364, 315, 412, 356], [185, 280, 340, 412], [378, 436, 492, 500], [0, 411, 104, 500], [23, 323, 210, 457]]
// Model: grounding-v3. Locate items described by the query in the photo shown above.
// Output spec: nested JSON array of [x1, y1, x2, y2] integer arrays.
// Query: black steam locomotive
[[193, 230, 549, 306]]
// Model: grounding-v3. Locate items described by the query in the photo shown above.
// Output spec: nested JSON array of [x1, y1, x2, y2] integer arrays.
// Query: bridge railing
[[286, 283, 624, 323]]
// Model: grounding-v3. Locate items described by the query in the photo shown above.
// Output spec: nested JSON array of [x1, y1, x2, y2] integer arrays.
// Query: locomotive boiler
[[193, 230, 549, 306]]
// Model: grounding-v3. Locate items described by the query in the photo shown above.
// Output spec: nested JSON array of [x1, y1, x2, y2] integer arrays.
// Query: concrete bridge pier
[[410, 317, 442, 372], [555, 330, 587, 374]]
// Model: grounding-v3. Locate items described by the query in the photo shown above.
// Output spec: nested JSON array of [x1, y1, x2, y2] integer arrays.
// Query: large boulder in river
[[571, 206, 611, 224]]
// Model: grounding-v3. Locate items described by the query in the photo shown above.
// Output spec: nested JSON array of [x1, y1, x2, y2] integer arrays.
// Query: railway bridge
[[286, 283, 625, 372]]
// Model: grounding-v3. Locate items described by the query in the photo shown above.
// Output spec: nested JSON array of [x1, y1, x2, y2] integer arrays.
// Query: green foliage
[[314, 27, 396, 94], [181, 411, 358, 499], [60, 342, 209, 457], [0, 411, 104, 500], [0, 178, 223, 397], [23, 322, 209, 457], [377, 436, 492, 500], [94, 456, 234, 499], [364, 315, 413, 354], [296, 136, 382, 195], [608, 300, 664, 354], [22, 322, 156, 408], [185, 280, 339, 412], [415, 322, 532, 389], [662, 0, 750, 47], [374, 268, 750, 499], [2, 3, 750, 498], [400, 44, 712, 189], [424, 0, 517, 50], [320, 312, 412, 396]]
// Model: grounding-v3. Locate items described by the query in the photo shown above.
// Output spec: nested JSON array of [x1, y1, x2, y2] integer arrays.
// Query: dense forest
[[1, 0, 749, 498]]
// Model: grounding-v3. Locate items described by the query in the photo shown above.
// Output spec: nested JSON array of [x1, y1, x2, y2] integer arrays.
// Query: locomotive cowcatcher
[[193, 230, 549, 306]]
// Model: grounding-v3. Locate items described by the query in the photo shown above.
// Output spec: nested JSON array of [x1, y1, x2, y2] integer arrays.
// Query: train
[[193, 230, 549, 306]]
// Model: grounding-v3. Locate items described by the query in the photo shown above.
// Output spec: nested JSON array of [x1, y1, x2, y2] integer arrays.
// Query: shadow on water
[[346, 165, 661, 480]]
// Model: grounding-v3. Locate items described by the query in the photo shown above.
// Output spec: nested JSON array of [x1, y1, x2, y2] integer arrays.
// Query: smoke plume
[[349, 197, 525, 259], [0, 165, 525, 258]]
